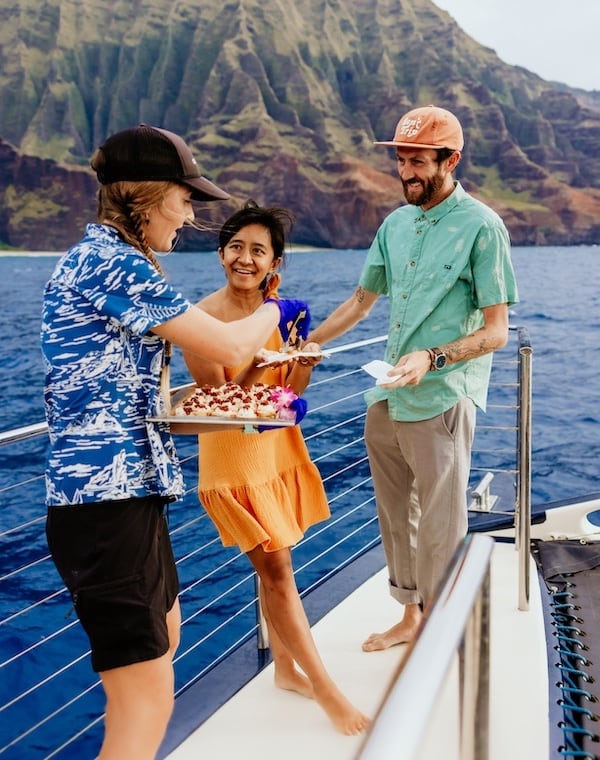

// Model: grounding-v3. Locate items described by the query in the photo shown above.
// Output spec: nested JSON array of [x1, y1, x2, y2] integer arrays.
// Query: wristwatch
[[427, 347, 447, 371]]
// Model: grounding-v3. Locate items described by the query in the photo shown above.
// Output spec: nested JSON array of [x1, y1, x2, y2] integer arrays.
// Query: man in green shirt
[[308, 104, 519, 651]]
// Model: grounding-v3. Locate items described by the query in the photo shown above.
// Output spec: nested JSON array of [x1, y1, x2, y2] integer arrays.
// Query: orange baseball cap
[[375, 105, 464, 151]]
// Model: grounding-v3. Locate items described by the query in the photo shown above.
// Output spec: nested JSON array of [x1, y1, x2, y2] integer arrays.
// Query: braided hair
[[95, 180, 173, 272]]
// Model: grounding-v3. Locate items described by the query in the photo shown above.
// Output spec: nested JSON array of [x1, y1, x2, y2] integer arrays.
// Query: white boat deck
[[167, 539, 550, 760]]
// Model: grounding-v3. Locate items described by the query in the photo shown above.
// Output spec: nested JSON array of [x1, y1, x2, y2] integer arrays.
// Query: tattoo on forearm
[[355, 286, 366, 303], [444, 330, 498, 363]]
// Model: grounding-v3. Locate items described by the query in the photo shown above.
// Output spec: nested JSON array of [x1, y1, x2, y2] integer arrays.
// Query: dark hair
[[435, 147, 457, 164], [219, 200, 295, 264]]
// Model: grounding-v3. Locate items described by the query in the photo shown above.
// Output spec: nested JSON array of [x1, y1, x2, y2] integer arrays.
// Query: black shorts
[[46, 495, 179, 672]]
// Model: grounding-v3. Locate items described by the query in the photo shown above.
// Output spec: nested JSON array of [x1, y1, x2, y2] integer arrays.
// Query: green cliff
[[1, 0, 599, 249]]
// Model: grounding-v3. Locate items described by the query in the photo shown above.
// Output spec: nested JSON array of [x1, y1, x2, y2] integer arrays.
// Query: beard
[[401, 170, 445, 207]]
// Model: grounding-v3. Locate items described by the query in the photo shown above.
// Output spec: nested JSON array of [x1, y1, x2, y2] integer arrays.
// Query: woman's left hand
[[295, 341, 322, 366]]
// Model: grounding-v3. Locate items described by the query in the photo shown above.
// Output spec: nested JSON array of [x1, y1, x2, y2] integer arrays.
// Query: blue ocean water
[[1, 244, 598, 503], [0, 243, 599, 758]]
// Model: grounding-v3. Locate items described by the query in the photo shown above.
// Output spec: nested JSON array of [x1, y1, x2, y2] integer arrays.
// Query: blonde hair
[[92, 175, 181, 271]]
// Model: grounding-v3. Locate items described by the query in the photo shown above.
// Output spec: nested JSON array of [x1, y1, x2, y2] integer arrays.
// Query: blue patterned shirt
[[359, 182, 519, 421], [41, 224, 192, 506]]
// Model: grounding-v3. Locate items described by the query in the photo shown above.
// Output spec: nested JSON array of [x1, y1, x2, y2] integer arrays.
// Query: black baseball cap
[[92, 124, 230, 201]]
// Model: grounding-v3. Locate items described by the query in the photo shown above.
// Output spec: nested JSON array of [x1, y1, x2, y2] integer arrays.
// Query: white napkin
[[361, 359, 396, 386]]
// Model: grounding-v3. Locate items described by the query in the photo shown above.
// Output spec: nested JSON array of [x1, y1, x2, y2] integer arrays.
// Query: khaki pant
[[364, 398, 476, 606]]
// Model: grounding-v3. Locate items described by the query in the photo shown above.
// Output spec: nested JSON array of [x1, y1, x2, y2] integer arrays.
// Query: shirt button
[[402, 293, 408, 299], [409, 261, 416, 266]]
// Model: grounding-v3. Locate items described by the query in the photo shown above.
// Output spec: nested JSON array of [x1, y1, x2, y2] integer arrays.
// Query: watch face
[[428, 348, 446, 371]]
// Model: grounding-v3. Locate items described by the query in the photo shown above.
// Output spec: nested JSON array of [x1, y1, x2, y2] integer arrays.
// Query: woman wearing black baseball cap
[[42, 125, 310, 759]]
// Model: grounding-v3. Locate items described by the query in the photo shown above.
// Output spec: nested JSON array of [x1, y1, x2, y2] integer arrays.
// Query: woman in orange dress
[[183, 201, 368, 735]]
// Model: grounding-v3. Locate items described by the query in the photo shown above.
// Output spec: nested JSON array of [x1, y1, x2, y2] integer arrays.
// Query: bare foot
[[362, 606, 423, 652], [274, 668, 314, 699], [313, 684, 370, 735]]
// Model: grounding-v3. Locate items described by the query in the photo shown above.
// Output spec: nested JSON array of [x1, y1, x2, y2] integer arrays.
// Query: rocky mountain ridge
[[1, 0, 599, 250]]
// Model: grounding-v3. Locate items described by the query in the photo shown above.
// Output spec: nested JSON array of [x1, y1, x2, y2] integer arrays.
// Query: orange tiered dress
[[197, 330, 330, 553]]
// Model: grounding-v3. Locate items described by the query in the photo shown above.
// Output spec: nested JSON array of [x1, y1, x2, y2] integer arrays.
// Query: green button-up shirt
[[359, 182, 519, 421]]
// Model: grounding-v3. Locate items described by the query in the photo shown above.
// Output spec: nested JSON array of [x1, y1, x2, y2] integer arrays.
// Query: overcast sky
[[432, 0, 599, 92]]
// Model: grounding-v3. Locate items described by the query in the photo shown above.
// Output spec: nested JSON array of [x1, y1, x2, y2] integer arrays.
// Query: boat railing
[[357, 532, 494, 760], [515, 327, 533, 611], [0, 328, 530, 758]]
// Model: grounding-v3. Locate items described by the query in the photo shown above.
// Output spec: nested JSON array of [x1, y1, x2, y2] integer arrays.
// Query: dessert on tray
[[173, 382, 298, 421]]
